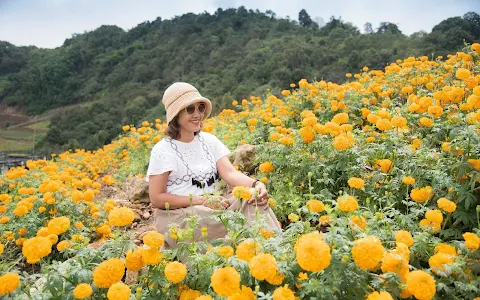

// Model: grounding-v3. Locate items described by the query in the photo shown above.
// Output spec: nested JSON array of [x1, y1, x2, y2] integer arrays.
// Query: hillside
[[0, 44, 479, 299], [0, 8, 479, 152]]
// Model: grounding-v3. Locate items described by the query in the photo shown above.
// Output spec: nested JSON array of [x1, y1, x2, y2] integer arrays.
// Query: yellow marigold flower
[[298, 272, 308, 281], [463, 232, 480, 251], [227, 285, 255, 300], [211, 266, 241, 297], [142, 248, 163, 265], [333, 132, 355, 150], [376, 118, 392, 131], [288, 213, 299, 222], [410, 187, 430, 203], [72, 190, 83, 202], [236, 239, 260, 261], [272, 286, 296, 300], [402, 176, 415, 185], [299, 127, 315, 144], [57, 240, 70, 251], [347, 177, 365, 189], [434, 244, 456, 256], [352, 236, 385, 270], [232, 186, 251, 200], [270, 132, 281, 141], [259, 162, 274, 173], [472, 43, 480, 54], [395, 230, 414, 248], [350, 215, 367, 230], [391, 116, 407, 128], [0, 243, 4, 255], [302, 116, 318, 127], [142, 231, 164, 248], [249, 253, 277, 281], [107, 282, 131, 300], [375, 159, 393, 173], [196, 296, 213, 300], [425, 209, 443, 224], [247, 118, 258, 126], [319, 215, 332, 226], [18, 227, 27, 236], [179, 288, 202, 300], [13, 205, 28, 217], [419, 117, 434, 127], [381, 248, 409, 280], [295, 231, 331, 272], [126, 247, 144, 271], [218, 246, 234, 258], [0, 272, 20, 295], [428, 105, 443, 118], [266, 271, 285, 286], [93, 258, 125, 288], [270, 118, 282, 126], [22, 236, 52, 264], [73, 283, 92, 299], [107, 206, 135, 226], [47, 216, 71, 235], [337, 194, 358, 212], [332, 113, 349, 124], [455, 68, 471, 80], [467, 159, 480, 171], [437, 198, 456, 213], [429, 253, 454, 275], [406, 270, 436, 300], [165, 261, 187, 283], [83, 189, 95, 201], [419, 219, 441, 234], [306, 200, 325, 213], [366, 291, 394, 300]]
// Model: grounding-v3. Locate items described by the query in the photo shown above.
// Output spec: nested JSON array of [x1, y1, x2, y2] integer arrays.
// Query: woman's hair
[[165, 115, 203, 139]]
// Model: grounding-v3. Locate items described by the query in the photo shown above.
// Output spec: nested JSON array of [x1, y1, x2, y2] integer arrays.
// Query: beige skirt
[[154, 193, 282, 249]]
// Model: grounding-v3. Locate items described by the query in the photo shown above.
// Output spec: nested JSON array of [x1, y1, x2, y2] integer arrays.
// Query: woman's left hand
[[248, 182, 270, 210]]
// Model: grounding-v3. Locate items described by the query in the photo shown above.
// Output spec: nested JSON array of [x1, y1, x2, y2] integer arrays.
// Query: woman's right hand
[[201, 195, 230, 210], [192, 196, 206, 206]]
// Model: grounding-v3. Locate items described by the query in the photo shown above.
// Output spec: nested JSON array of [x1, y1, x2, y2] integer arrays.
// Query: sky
[[0, 0, 479, 49]]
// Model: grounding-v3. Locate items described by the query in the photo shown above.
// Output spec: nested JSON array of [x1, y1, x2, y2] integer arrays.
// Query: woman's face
[[177, 102, 206, 133]]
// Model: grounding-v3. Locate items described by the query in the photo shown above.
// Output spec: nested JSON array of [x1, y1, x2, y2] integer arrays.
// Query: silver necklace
[[165, 134, 218, 188]]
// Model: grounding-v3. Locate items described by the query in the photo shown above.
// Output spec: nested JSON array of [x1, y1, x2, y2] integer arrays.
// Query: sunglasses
[[185, 102, 206, 114]]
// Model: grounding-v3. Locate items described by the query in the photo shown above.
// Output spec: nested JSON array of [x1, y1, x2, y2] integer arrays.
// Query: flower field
[[1, 44, 480, 300]]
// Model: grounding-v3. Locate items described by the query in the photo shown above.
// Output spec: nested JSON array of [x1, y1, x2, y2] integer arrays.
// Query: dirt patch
[[0, 113, 30, 128]]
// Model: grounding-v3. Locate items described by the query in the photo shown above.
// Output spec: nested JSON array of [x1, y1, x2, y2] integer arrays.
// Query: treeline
[[0, 8, 479, 152]]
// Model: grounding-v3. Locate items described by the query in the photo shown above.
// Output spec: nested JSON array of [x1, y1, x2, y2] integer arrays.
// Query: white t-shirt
[[145, 132, 231, 196]]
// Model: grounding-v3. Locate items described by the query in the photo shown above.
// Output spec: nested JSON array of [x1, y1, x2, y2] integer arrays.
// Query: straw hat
[[162, 82, 212, 124]]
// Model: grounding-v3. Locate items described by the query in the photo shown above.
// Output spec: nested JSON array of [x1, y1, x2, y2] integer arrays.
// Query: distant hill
[[0, 8, 479, 152]]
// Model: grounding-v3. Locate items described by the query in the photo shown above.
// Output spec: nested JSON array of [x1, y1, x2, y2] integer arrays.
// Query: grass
[[24, 120, 50, 131], [0, 130, 36, 139], [0, 119, 50, 151], [0, 137, 34, 151]]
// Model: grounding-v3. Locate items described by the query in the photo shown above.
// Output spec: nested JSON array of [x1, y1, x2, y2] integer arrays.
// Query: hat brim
[[166, 94, 212, 124]]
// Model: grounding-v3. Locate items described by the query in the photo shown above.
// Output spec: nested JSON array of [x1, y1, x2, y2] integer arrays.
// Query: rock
[[131, 178, 150, 204], [142, 211, 151, 219], [228, 144, 257, 174], [133, 211, 141, 222], [125, 270, 138, 285]]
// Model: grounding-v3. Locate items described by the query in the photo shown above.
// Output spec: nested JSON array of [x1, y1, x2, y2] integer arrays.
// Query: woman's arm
[[217, 156, 270, 208], [148, 172, 205, 209], [216, 156, 256, 187]]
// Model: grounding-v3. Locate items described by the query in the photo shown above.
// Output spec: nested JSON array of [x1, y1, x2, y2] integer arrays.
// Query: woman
[[146, 82, 281, 248]]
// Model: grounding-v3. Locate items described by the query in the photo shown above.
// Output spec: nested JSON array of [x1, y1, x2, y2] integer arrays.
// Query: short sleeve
[[145, 144, 177, 183], [206, 133, 231, 162]]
